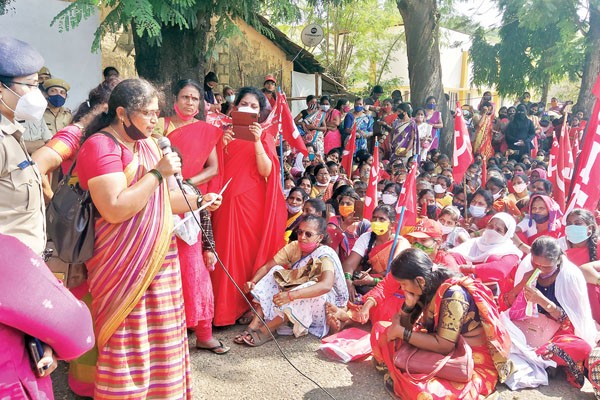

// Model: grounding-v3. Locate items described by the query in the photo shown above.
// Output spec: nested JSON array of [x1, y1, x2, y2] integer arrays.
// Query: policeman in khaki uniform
[[0, 36, 48, 255], [42, 78, 72, 135]]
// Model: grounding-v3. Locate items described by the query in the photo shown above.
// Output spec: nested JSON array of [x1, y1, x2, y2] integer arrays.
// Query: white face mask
[[441, 225, 454, 235], [481, 229, 506, 245], [282, 188, 291, 198], [286, 203, 302, 214], [492, 191, 503, 201], [469, 205, 487, 218], [330, 175, 339, 183], [237, 105, 258, 114], [433, 184, 446, 194], [2, 85, 47, 122], [225, 95, 236, 103], [513, 183, 527, 194], [381, 193, 398, 205], [321, 104, 330, 112]]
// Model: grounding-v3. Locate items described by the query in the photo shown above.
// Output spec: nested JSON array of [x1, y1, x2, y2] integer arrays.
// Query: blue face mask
[[48, 94, 66, 108], [427, 103, 436, 110], [308, 153, 315, 161], [565, 224, 591, 244], [354, 106, 364, 112]]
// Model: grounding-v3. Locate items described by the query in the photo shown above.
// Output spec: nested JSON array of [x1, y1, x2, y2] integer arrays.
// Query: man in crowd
[[262, 74, 277, 110], [0, 36, 47, 255]]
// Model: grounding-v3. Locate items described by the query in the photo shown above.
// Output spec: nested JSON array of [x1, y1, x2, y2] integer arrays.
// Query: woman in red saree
[[211, 87, 287, 326], [514, 194, 564, 252], [371, 248, 511, 399], [76, 79, 222, 399]]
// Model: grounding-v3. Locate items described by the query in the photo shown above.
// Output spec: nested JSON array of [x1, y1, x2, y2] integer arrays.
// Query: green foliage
[[0, 0, 15, 15]]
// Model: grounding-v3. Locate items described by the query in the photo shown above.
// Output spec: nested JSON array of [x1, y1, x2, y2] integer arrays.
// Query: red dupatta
[[86, 138, 172, 349]]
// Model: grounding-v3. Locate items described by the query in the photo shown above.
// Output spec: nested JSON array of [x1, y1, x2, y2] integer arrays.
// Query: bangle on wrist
[[288, 291, 294, 302], [373, 277, 381, 284], [403, 328, 413, 343], [148, 169, 163, 184], [344, 272, 353, 280], [195, 194, 204, 210]]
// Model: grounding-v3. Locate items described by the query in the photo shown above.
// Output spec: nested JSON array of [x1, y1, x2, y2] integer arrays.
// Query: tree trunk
[[576, 3, 600, 116], [541, 76, 550, 105], [132, 11, 211, 88], [397, 0, 453, 156]]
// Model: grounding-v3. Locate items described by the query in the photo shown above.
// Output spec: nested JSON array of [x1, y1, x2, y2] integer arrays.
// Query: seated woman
[[450, 212, 522, 297], [235, 216, 348, 346], [501, 237, 596, 390], [504, 173, 530, 220], [438, 206, 470, 250], [417, 188, 438, 220], [561, 208, 600, 325], [371, 248, 511, 400], [327, 185, 371, 262], [463, 188, 496, 233], [310, 163, 334, 201], [284, 187, 309, 242], [341, 205, 410, 303], [513, 194, 563, 253]]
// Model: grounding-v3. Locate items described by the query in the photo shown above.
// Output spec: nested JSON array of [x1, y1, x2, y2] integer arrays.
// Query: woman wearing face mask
[[485, 176, 508, 213], [295, 95, 327, 155], [513, 194, 563, 253], [154, 79, 221, 193], [505, 173, 530, 220], [433, 175, 453, 208], [417, 188, 439, 220], [413, 108, 433, 161], [438, 206, 470, 250], [237, 216, 348, 345], [424, 96, 443, 150], [323, 96, 343, 154], [450, 213, 522, 297], [500, 237, 596, 390], [376, 99, 397, 146], [76, 79, 223, 397], [284, 187, 308, 243], [352, 98, 374, 152], [326, 160, 340, 184], [379, 182, 401, 207], [310, 163, 334, 201], [407, 217, 461, 271], [464, 189, 496, 232], [371, 248, 511, 400], [212, 86, 288, 326], [473, 102, 495, 160], [505, 104, 535, 161], [327, 186, 371, 263], [388, 103, 416, 164], [561, 209, 600, 325], [221, 85, 235, 116]]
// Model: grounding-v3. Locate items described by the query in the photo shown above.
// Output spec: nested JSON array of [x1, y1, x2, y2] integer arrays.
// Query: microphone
[[157, 136, 184, 187]]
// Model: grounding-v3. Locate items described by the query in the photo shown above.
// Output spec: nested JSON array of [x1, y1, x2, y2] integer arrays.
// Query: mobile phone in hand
[[26, 336, 48, 376]]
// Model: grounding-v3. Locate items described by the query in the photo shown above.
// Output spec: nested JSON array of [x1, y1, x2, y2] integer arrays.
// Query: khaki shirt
[[44, 107, 72, 135], [0, 116, 46, 254]]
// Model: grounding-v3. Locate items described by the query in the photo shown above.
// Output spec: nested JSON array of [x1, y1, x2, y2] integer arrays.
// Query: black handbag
[[46, 131, 117, 263]]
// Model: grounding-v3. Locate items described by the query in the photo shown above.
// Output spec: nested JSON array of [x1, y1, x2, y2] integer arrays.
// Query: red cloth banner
[[548, 120, 574, 211], [452, 104, 474, 184], [565, 73, 600, 215], [277, 92, 308, 156], [364, 141, 380, 220], [396, 164, 417, 227], [342, 123, 357, 176]]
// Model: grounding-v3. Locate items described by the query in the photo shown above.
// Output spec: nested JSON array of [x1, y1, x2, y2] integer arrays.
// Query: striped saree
[[86, 138, 191, 399]]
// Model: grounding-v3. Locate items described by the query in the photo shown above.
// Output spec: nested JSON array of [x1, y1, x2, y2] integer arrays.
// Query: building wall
[[209, 19, 294, 95], [0, 0, 102, 109]]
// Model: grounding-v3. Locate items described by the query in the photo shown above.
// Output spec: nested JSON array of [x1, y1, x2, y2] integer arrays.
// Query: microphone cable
[[175, 180, 337, 400]]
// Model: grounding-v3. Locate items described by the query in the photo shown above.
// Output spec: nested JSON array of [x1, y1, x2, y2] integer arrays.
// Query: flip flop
[[242, 329, 274, 347], [233, 329, 254, 345], [196, 340, 230, 355]]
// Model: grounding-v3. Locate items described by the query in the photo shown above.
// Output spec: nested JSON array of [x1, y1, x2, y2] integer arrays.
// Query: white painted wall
[[0, 0, 101, 110]]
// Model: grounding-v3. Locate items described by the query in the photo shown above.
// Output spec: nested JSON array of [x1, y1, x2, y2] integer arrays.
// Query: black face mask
[[123, 115, 147, 140], [398, 112, 406, 119]]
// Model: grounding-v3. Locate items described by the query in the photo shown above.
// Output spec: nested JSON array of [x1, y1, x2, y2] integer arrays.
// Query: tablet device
[[354, 200, 364, 220], [231, 111, 259, 141]]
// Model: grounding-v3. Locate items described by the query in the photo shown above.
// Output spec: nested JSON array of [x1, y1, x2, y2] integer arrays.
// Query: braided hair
[[567, 209, 598, 262]]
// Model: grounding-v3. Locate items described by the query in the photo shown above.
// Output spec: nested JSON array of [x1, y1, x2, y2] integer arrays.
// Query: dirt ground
[[52, 325, 597, 400]]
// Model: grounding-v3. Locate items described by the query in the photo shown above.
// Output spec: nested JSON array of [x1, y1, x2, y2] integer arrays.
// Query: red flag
[[277, 92, 308, 156], [452, 103, 474, 184], [396, 164, 417, 227], [363, 141, 380, 220], [548, 120, 574, 211], [565, 72, 600, 214], [342, 123, 357, 176]]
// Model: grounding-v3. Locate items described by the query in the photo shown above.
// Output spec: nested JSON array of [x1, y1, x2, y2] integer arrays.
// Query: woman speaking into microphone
[[75, 78, 222, 399]]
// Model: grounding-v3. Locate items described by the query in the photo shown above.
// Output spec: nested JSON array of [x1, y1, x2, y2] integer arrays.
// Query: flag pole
[[386, 205, 406, 273], [463, 175, 468, 220], [278, 86, 285, 189]]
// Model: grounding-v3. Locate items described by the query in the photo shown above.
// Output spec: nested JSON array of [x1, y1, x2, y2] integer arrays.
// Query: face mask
[[427, 103, 436, 110], [463, 111, 472, 118], [371, 221, 390, 236], [47, 94, 66, 108], [339, 204, 355, 217], [354, 106, 364, 112], [441, 225, 454, 235], [308, 103, 317, 111], [536, 156, 544, 162], [469, 205, 487, 218], [225, 95, 235, 103], [565, 224, 591, 244], [298, 240, 319, 253], [237, 106, 257, 114], [503, 173, 512, 181], [433, 184, 446, 194], [453, 203, 465, 214], [343, 106, 351, 113], [481, 229, 506, 245], [123, 115, 147, 140], [283, 188, 291, 198], [321, 105, 330, 112], [531, 213, 549, 224], [513, 183, 527, 194], [284, 150, 292, 157], [308, 153, 315, 161], [492, 191, 503, 201], [426, 204, 437, 217], [483, 96, 492, 101], [330, 175, 339, 183], [398, 112, 406, 119], [413, 241, 435, 255], [382, 193, 398, 205], [174, 103, 198, 121], [499, 113, 508, 119], [2, 85, 47, 121], [286, 203, 302, 214], [315, 181, 329, 188]]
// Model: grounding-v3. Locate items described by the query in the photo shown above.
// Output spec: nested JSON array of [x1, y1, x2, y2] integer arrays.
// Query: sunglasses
[[296, 229, 320, 239]]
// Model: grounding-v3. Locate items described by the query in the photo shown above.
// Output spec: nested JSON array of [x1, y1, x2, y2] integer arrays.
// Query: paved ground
[[52, 325, 597, 400]]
